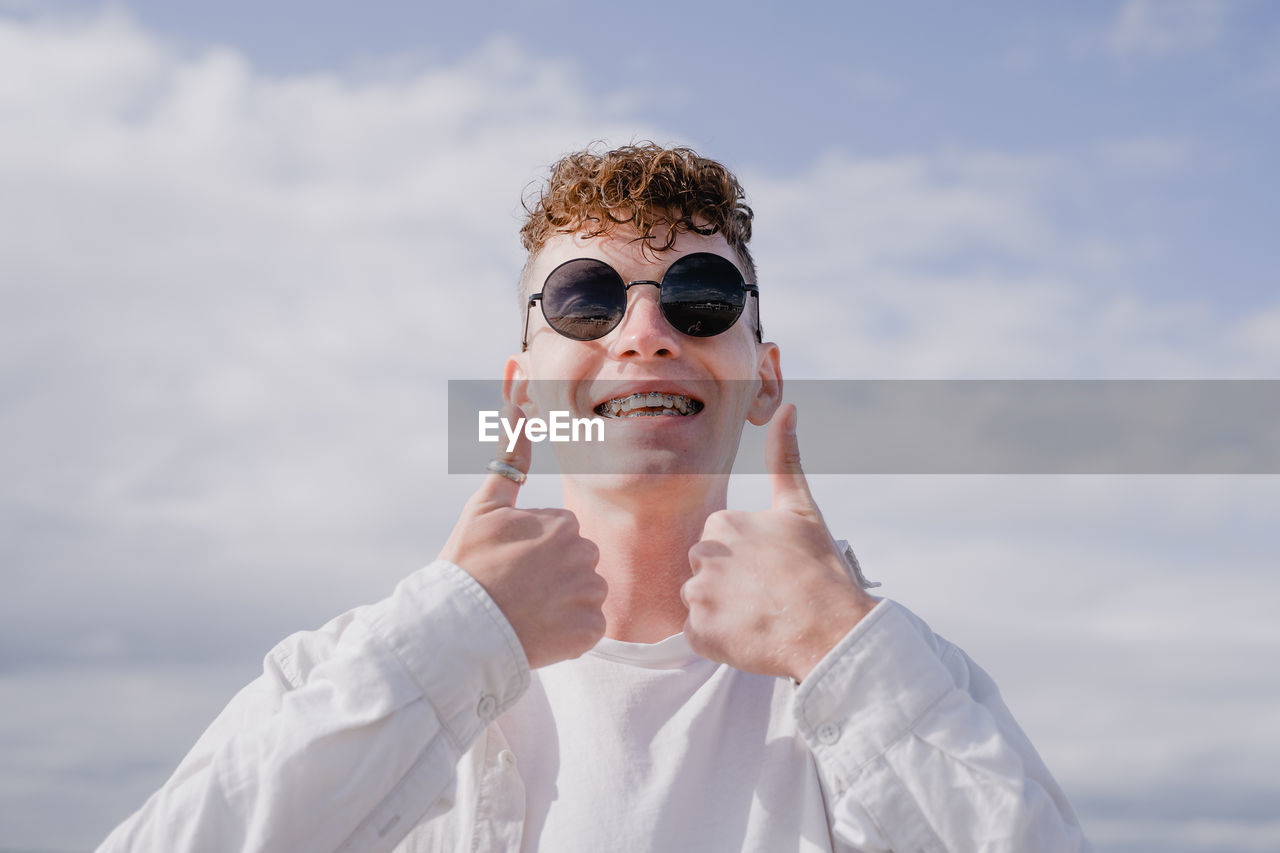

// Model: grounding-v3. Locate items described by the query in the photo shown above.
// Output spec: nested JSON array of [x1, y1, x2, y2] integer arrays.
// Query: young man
[[100, 144, 1092, 851]]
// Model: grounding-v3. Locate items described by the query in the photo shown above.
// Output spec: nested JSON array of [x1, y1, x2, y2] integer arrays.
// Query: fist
[[439, 405, 607, 669], [682, 404, 877, 682]]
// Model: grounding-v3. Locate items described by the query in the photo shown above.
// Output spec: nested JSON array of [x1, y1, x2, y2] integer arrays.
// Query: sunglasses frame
[[522, 253, 761, 352]]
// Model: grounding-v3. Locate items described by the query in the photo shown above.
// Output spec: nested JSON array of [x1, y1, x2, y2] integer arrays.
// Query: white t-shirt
[[500, 633, 834, 852]]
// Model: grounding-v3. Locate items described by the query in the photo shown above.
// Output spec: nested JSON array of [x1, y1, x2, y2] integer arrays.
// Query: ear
[[746, 341, 783, 426], [503, 353, 539, 419]]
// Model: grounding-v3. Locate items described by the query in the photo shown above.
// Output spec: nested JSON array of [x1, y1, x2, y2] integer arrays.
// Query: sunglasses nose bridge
[[617, 279, 665, 324], [609, 279, 681, 357], [623, 279, 662, 292]]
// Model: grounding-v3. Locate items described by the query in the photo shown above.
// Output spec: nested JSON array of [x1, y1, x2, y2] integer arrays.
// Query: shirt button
[[498, 749, 517, 770], [816, 722, 841, 745], [476, 693, 498, 720]]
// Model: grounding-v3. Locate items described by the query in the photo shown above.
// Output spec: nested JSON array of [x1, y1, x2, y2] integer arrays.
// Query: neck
[[563, 475, 729, 643]]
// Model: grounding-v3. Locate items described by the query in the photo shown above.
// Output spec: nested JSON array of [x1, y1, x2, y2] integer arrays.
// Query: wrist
[[790, 588, 877, 682]]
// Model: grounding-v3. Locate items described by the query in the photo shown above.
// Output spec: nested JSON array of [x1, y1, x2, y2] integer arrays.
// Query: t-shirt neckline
[[588, 632, 702, 668]]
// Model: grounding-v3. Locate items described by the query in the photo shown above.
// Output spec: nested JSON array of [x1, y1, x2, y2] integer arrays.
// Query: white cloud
[[746, 148, 1276, 379], [1231, 304, 1280, 360], [0, 10, 657, 639], [1107, 0, 1228, 57]]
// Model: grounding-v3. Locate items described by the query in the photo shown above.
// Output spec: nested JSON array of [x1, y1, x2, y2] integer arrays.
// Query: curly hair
[[519, 143, 756, 289]]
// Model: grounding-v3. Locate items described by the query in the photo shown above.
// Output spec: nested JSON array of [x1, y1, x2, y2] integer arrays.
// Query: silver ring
[[486, 459, 527, 485]]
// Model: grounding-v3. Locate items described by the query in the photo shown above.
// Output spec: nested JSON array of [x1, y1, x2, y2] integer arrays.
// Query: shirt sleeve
[[96, 560, 530, 853], [794, 598, 1093, 852]]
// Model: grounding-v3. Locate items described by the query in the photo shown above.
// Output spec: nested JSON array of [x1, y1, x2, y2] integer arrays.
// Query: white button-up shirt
[[98, 559, 1093, 852]]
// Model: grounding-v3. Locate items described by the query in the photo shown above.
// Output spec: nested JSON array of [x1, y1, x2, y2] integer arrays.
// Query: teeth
[[594, 392, 702, 418]]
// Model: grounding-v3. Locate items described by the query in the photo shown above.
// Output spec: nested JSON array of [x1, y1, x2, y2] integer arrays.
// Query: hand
[[682, 404, 878, 682], [438, 404, 607, 669]]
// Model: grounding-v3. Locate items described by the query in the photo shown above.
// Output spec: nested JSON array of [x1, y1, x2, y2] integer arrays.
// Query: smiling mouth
[[594, 392, 704, 419]]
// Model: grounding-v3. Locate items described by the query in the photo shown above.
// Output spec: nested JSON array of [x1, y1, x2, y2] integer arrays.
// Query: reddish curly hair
[[519, 142, 756, 293]]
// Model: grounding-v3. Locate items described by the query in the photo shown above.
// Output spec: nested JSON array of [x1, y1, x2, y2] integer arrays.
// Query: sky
[[1, 1, 1278, 850]]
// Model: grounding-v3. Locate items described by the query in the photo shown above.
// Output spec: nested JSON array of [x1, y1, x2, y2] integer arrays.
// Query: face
[[505, 226, 782, 490]]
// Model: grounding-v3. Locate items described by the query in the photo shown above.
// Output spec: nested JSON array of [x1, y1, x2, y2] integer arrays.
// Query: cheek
[[524, 377, 571, 417], [525, 350, 599, 412], [713, 358, 764, 409], [715, 333, 765, 378]]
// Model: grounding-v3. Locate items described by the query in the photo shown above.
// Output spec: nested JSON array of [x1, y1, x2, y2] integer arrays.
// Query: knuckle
[[573, 573, 607, 607], [703, 509, 729, 530], [681, 576, 709, 606], [688, 540, 727, 566], [589, 609, 607, 635], [704, 509, 745, 533], [551, 511, 581, 537]]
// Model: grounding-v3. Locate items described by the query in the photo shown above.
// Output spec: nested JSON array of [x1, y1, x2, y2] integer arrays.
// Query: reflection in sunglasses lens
[[661, 254, 745, 337], [544, 261, 626, 340]]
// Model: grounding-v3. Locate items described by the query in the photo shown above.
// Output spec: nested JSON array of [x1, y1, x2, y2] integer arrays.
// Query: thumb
[[474, 402, 533, 508], [767, 404, 818, 515]]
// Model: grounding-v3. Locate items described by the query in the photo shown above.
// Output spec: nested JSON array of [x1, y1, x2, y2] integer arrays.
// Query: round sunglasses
[[522, 252, 761, 351]]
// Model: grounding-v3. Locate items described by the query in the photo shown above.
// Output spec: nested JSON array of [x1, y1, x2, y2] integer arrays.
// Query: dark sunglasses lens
[[542, 260, 626, 341], [660, 253, 745, 337]]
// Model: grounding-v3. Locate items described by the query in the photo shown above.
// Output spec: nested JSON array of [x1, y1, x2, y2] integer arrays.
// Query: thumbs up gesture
[[439, 404, 608, 669], [682, 404, 878, 682]]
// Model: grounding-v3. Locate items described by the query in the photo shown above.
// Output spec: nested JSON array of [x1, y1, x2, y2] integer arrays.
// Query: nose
[[607, 282, 682, 360]]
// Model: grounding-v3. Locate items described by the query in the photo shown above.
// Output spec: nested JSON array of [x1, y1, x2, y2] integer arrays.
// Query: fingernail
[[787, 406, 798, 434]]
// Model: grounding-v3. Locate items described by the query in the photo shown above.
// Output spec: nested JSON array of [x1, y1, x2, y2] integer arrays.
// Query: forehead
[[526, 226, 741, 289]]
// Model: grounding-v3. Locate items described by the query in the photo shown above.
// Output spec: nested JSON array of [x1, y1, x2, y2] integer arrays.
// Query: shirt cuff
[[361, 559, 531, 750], [794, 598, 955, 792]]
